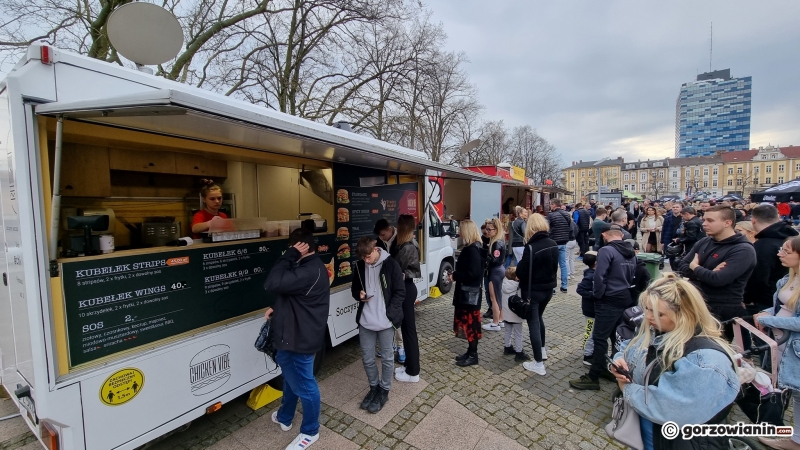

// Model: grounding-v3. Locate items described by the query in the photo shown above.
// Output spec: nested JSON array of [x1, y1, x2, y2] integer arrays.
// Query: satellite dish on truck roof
[[107, 2, 183, 67]]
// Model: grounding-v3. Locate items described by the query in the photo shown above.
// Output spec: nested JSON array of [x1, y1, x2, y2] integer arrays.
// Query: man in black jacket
[[744, 204, 798, 315], [576, 202, 592, 257], [674, 206, 705, 255], [264, 228, 330, 449], [570, 223, 636, 390], [546, 198, 572, 293], [679, 205, 756, 340]]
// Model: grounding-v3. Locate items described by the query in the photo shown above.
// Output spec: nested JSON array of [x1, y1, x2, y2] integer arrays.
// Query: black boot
[[515, 351, 530, 362], [503, 346, 516, 355], [455, 351, 470, 361], [367, 387, 388, 414], [482, 309, 493, 319], [456, 352, 479, 367], [360, 385, 378, 410]]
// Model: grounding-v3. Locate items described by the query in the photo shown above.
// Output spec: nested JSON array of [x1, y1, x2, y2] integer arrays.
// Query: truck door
[[470, 181, 501, 223]]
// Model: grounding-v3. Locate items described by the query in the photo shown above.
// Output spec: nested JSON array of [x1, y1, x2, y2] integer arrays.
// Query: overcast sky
[[423, 1, 800, 166]]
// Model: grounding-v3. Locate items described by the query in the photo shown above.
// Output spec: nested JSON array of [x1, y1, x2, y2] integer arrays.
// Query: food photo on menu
[[324, 259, 335, 285], [337, 243, 351, 259], [336, 227, 349, 241], [337, 261, 351, 277], [336, 189, 349, 204], [337, 208, 349, 222]]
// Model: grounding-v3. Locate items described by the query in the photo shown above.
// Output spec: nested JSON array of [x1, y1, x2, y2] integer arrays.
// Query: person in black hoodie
[[263, 228, 330, 447], [679, 205, 756, 340], [744, 204, 798, 316], [516, 214, 559, 376], [449, 220, 486, 367], [673, 206, 705, 255], [624, 239, 652, 300], [570, 223, 636, 390]]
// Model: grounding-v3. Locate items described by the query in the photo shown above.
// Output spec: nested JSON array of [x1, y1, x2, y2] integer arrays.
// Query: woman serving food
[[191, 180, 228, 238]]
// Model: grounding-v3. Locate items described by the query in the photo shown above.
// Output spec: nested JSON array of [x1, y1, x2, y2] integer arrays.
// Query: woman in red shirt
[[191, 180, 228, 238]]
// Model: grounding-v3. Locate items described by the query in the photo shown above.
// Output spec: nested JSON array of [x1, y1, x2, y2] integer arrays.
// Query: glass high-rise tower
[[675, 69, 751, 158]]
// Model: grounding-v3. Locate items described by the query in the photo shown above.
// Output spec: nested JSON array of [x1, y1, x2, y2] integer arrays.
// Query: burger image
[[337, 243, 351, 259], [337, 208, 349, 222], [336, 189, 349, 204], [336, 227, 349, 241], [337, 261, 352, 277]]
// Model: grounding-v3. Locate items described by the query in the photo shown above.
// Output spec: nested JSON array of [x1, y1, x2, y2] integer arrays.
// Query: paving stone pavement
[[0, 261, 787, 450]]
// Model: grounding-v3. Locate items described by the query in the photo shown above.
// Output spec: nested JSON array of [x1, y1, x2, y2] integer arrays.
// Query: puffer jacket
[[546, 209, 573, 245], [758, 275, 800, 391], [500, 278, 524, 324]]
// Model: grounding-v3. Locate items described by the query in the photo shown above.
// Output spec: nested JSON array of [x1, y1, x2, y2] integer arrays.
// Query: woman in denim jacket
[[612, 274, 739, 450], [753, 236, 800, 450]]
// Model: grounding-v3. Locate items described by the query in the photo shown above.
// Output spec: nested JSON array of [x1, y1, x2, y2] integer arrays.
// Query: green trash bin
[[637, 252, 663, 281]]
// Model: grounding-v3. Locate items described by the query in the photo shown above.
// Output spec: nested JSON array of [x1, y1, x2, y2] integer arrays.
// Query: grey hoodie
[[359, 249, 393, 331]]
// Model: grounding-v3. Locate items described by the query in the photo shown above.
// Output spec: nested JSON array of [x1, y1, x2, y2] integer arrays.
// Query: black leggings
[[400, 279, 421, 376], [526, 289, 553, 362]]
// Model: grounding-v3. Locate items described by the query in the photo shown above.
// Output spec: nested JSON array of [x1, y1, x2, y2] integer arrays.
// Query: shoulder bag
[[604, 359, 657, 450], [507, 245, 533, 318], [254, 317, 277, 361], [457, 245, 482, 306]]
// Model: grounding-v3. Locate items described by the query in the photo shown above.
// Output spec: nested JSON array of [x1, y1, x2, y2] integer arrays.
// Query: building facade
[[720, 145, 800, 197], [666, 155, 724, 199], [620, 159, 670, 199], [675, 69, 752, 158], [562, 158, 623, 202]]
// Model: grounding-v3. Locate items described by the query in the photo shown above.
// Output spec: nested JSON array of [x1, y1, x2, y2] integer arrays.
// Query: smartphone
[[606, 356, 633, 381], [363, 295, 374, 300]]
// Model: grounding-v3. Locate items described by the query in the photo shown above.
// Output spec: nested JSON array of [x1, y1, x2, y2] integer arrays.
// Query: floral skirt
[[453, 308, 482, 343]]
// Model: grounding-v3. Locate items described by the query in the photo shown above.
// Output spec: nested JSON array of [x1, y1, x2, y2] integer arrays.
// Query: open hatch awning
[[35, 89, 502, 183]]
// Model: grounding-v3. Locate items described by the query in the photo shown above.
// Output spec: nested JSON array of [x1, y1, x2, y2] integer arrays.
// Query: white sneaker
[[482, 323, 501, 331], [523, 361, 546, 376], [285, 433, 319, 450], [499, 322, 505, 328], [395, 366, 406, 375], [395, 371, 420, 383], [271, 411, 292, 432], [541, 347, 548, 360]]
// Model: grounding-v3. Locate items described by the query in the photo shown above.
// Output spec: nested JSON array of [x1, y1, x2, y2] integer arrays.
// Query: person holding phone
[[609, 274, 738, 450], [351, 235, 405, 414]]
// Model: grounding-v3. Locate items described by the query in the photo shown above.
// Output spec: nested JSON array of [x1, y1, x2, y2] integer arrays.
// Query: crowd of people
[[257, 195, 800, 450]]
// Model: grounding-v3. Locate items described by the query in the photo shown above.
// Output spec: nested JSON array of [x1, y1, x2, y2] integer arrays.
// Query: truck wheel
[[265, 347, 326, 391], [437, 261, 453, 294]]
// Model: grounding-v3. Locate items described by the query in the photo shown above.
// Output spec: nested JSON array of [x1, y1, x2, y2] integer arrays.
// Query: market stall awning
[[750, 178, 800, 202], [36, 89, 502, 183], [622, 190, 641, 200]]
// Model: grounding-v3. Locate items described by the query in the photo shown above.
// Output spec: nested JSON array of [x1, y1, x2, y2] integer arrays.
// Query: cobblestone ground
[[0, 262, 785, 450]]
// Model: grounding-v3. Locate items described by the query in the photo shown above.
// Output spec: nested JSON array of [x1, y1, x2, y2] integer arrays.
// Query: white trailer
[[0, 44, 502, 450]]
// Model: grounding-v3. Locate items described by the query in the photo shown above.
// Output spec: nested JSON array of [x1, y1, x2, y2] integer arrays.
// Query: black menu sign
[[333, 183, 419, 284], [61, 235, 337, 366]]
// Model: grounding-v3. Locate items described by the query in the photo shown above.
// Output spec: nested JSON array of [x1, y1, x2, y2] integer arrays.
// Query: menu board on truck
[[60, 235, 337, 367], [333, 182, 418, 284]]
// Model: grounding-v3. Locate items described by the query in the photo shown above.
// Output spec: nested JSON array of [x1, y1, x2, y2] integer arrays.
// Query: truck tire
[[265, 346, 326, 391], [437, 261, 453, 294]]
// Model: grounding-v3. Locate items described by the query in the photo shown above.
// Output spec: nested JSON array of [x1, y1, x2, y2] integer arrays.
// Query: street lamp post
[[593, 157, 611, 201]]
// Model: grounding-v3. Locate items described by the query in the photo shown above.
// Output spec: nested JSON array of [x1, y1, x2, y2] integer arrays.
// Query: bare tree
[[507, 125, 562, 185]]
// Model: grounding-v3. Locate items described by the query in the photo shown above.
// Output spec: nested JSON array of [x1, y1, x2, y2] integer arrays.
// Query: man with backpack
[[547, 199, 574, 293]]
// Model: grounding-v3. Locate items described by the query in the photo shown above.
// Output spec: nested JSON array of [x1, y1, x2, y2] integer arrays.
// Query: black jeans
[[400, 279, 420, 376], [589, 301, 627, 380], [707, 303, 748, 342], [576, 230, 589, 256], [526, 290, 553, 363]]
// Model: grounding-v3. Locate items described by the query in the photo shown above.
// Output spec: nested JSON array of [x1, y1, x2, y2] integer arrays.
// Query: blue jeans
[[275, 350, 320, 436], [504, 252, 516, 268], [640, 415, 654, 450], [557, 244, 568, 289]]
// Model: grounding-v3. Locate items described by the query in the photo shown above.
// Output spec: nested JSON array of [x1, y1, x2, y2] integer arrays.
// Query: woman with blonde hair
[[753, 236, 800, 449], [734, 220, 757, 243], [610, 274, 739, 449], [483, 218, 506, 331], [515, 214, 559, 375], [639, 206, 663, 253], [448, 220, 485, 366]]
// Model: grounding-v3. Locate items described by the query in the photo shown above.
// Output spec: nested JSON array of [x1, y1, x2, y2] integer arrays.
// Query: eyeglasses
[[778, 247, 793, 255], [486, 227, 496, 231]]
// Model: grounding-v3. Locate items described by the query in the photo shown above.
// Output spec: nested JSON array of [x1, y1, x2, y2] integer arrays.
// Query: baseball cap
[[600, 223, 623, 233]]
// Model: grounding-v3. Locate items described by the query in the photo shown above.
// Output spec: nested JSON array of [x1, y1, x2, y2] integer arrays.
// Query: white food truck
[[0, 44, 502, 450]]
